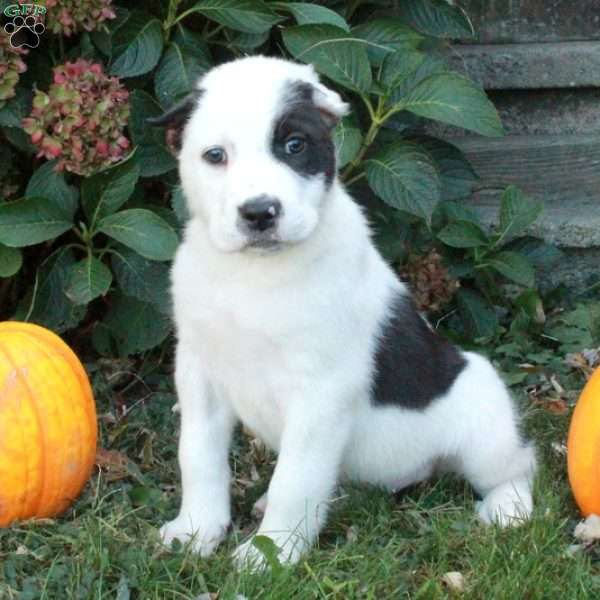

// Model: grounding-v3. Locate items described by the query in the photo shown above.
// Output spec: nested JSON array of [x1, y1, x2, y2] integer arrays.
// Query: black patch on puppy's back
[[271, 82, 336, 184], [371, 293, 466, 409]]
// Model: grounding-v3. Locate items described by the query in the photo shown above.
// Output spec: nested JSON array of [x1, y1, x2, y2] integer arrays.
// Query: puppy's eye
[[203, 147, 227, 165], [284, 136, 306, 155]]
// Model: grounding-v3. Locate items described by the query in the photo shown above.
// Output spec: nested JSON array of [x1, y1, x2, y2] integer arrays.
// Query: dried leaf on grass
[[574, 514, 600, 542], [442, 571, 465, 593], [565, 348, 600, 380], [95, 448, 146, 484]]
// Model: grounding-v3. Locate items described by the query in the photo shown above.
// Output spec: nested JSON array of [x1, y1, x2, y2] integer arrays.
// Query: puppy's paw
[[232, 533, 305, 572], [476, 481, 533, 527], [251, 492, 268, 519], [159, 514, 229, 557]]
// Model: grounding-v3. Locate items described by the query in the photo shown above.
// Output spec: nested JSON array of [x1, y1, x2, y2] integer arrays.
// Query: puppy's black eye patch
[[271, 103, 335, 184]]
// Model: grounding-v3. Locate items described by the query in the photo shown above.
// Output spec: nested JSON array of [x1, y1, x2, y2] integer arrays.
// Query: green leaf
[[1, 126, 36, 154], [172, 24, 212, 60], [129, 90, 170, 146], [0, 197, 73, 247], [456, 288, 498, 340], [496, 186, 544, 245], [380, 48, 427, 90], [154, 42, 211, 108], [387, 54, 447, 106], [111, 246, 171, 314], [185, 0, 282, 34], [437, 220, 488, 248], [136, 145, 177, 178], [547, 303, 600, 352], [111, 11, 164, 78], [351, 19, 423, 66], [66, 256, 113, 305], [98, 209, 178, 261], [82, 154, 140, 228], [435, 200, 481, 226], [104, 293, 172, 356], [170, 186, 190, 225], [396, 0, 474, 39], [400, 73, 503, 137], [251, 536, 283, 575], [0, 243, 22, 278], [365, 142, 441, 223], [90, 6, 130, 57], [228, 29, 270, 48], [21, 248, 86, 333], [282, 25, 372, 92], [278, 2, 349, 30], [129, 90, 177, 177], [487, 251, 535, 287], [25, 160, 79, 220], [0, 88, 31, 127], [505, 237, 562, 269], [333, 116, 363, 168], [413, 136, 478, 201]]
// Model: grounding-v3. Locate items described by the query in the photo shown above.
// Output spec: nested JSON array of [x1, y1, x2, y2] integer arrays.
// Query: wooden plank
[[447, 41, 600, 89], [488, 89, 600, 136], [460, 0, 600, 43], [450, 134, 600, 248], [426, 88, 600, 137], [450, 134, 600, 209]]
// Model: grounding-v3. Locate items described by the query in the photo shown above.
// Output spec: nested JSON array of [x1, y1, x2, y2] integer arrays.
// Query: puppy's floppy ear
[[311, 82, 350, 128], [146, 90, 203, 128]]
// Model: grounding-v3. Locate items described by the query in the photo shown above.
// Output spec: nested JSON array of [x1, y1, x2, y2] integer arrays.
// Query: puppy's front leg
[[160, 341, 236, 556], [234, 398, 352, 569]]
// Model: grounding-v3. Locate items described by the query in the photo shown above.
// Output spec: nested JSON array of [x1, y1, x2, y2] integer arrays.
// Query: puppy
[[152, 56, 536, 568]]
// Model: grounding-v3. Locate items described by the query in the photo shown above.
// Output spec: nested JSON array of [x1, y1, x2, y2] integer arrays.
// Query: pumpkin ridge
[[12, 324, 92, 393], [0, 343, 42, 524], [21, 330, 85, 516], [19, 324, 97, 436]]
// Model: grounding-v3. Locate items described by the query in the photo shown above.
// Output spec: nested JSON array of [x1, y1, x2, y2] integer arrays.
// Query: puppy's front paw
[[476, 481, 533, 527], [232, 533, 305, 571], [159, 514, 229, 557]]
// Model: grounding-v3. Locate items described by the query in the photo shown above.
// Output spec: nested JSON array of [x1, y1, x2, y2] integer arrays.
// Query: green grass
[[1, 367, 599, 599]]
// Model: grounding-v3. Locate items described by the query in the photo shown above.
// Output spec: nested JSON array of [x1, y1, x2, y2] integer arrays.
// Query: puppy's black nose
[[238, 196, 282, 232]]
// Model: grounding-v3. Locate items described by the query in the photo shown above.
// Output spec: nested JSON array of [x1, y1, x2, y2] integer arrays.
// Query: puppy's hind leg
[[454, 355, 536, 527]]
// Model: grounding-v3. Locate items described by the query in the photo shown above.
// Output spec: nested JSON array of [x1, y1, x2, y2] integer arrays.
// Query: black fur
[[271, 82, 336, 184], [146, 90, 203, 128], [371, 293, 466, 410]]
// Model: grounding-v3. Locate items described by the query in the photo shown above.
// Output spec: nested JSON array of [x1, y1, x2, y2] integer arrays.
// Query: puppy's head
[[152, 56, 349, 253]]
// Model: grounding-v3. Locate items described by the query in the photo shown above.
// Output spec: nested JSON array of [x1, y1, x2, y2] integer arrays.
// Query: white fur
[[160, 56, 536, 569]]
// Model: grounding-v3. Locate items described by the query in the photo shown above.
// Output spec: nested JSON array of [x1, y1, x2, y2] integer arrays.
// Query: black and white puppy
[[153, 56, 536, 569]]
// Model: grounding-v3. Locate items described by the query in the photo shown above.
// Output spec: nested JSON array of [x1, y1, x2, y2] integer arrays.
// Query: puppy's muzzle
[[238, 196, 282, 232]]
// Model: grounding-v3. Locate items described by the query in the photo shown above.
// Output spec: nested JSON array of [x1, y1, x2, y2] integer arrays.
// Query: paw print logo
[[4, 15, 45, 49]]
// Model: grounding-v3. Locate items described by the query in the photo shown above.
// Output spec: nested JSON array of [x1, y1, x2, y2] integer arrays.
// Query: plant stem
[[345, 0, 363, 22], [344, 171, 366, 187], [163, 0, 183, 41], [341, 95, 385, 183], [173, 4, 201, 26]]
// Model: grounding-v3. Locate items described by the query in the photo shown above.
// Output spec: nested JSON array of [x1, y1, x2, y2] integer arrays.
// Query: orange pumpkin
[[568, 367, 600, 516], [0, 321, 97, 526]]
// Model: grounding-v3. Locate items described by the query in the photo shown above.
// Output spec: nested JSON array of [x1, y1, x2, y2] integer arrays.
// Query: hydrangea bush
[[44, 0, 116, 36], [0, 33, 27, 101], [23, 59, 130, 175], [0, 0, 556, 357]]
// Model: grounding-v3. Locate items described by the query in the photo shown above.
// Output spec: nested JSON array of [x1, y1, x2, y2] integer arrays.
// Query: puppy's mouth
[[246, 237, 283, 252]]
